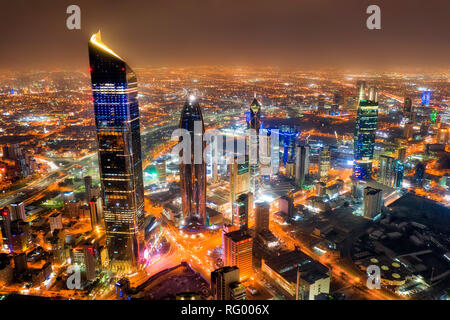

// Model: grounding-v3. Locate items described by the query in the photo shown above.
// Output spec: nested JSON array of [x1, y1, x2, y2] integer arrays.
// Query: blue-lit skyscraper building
[[279, 126, 299, 166], [353, 84, 379, 180], [88, 32, 145, 272], [394, 161, 404, 188], [421, 90, 431, 106]]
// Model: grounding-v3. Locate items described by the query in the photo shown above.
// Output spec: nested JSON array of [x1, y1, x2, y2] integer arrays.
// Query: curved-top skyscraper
[[179, 96, 207, 225], [88, 31, 145, 272]]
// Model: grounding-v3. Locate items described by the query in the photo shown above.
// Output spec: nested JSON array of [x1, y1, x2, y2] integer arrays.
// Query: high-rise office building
[[377, 155, 396, 186], [258, 130, 273, 177], [280, 126, 298, 166], [421, 90, 431, 106], [254, 201, 270, 234], [88, 31, 145, 272], [67, 200, 81, 218], [89, 196, 104, 230], [393, 161, 404, 188], [49, 212, 63, 233], [211, 266, 246, 300], [319, 146, 331, 182], [179, 97, 207, 225], [377, 155, 404, 188], [222, 223, 237, 252], [363, 187, 383, 219], [9, 202, 26, 222], [230, 156, 250, 217], [9, 219, 30, 253], [295, 144, 309, 187], [279, 195, 294, 217], [247, 97, 262, 193], [353, 86, 379, 180], [223, 230, 253, 281], [234, 193, 249, 230], [49, 229, 66, 265], [0, 208, 12, 246], [73, 243, 97, 281], [247, 191, 254, 219]]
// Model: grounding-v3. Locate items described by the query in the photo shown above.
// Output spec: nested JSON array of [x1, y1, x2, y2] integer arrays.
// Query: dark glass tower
[[88, 32, 145, 272], [246, 97, 262, 193], [353, 89, 379, 180], [179, 97, 207, 225]]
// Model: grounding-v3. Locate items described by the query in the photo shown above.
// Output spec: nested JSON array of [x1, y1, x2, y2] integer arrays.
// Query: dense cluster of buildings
[[0, 31, 448, 301]]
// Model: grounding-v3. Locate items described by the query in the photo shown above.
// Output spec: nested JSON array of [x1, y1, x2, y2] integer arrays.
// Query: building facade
[[179, 97, 207, 225], [88, 31, 145, 272]]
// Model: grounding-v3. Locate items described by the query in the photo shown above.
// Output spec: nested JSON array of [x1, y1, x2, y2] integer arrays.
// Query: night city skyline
[[0, 1, 449, 313]]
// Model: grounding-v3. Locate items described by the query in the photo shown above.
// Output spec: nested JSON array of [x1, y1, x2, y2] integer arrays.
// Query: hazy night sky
[[1, 0, 449, 71]]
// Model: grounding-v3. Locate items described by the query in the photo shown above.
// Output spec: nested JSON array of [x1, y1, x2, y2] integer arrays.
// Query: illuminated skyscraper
[[421, 90, 431, 106], [179, 97, 207, 225], [9, 202, 26, 222], [234, 193, 249, 230], [377, 155, 403, 188], [230, 156, 250, 217], [223, 230, 253, 281], [353, 86, 379, 180], [363, 187, 383, 219], [0, 208, 12, 246], [319, 146, 330, 182], [393, 161, 404, 188], [247, 97, 262, 193], [88, 31, 145, 272], [89, 196, 104, 230], [377, 155, 396, 186]]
